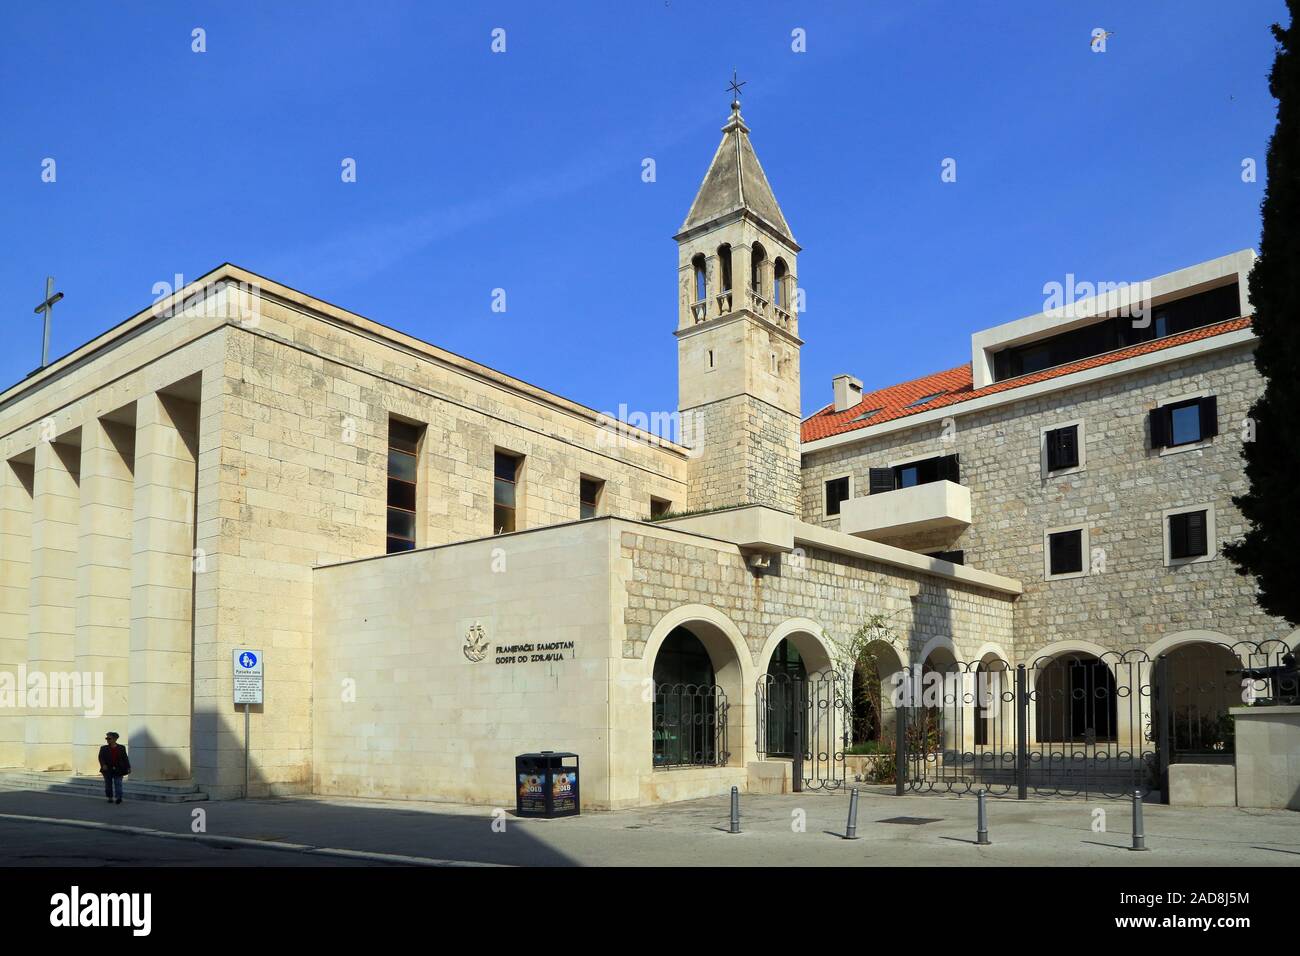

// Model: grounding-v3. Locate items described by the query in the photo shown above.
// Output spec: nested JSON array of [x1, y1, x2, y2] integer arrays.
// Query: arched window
[[773, 257, 788, 308], [763, 638, 807, 757], [750, 242, 767, 296], [653, 627, 724, 767], [716, 244, 732, 292], [691, 254, 707, 303]]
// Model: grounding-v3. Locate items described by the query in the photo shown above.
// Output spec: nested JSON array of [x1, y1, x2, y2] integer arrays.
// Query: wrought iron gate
[[898, 652, 1155, 799], [653, 682, 729, 769], [756, 672, 848, 791], [1151, 639, 1292, 791], [896, 641, 1294, 801]]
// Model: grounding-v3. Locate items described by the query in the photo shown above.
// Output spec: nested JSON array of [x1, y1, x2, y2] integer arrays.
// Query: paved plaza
[[0, 787, 1295, 867]]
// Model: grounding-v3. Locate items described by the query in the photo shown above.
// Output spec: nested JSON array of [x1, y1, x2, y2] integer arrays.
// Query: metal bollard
[[1130, 789, 1148, 851], [844, 787, 860, 840], [976, 788, 991, 845], [729, 786, 740, 834]]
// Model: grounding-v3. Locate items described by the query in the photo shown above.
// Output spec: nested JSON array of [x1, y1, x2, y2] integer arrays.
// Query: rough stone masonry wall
[[686, 395, 801, 514], [617, 529, 1014, 664], [801, 343, 1292, 659]]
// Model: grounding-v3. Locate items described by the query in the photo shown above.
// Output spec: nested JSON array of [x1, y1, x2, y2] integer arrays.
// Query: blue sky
[[0, 1, 1286, 417]]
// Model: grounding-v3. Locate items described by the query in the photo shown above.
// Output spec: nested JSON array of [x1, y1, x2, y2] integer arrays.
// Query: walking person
[[98, 732, 130, 804]]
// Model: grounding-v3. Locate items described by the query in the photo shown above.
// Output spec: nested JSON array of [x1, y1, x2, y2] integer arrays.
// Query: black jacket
[[98, 744, 130, 776]]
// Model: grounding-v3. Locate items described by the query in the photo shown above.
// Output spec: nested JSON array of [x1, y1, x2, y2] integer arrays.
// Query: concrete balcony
[[839, 480, 971, 544]]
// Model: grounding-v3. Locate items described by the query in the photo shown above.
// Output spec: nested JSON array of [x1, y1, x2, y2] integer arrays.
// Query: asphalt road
[[0, 816, 385, 866]]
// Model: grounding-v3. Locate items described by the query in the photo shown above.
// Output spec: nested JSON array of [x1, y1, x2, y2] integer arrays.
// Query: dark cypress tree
[[1224, 1, 1300, 626]]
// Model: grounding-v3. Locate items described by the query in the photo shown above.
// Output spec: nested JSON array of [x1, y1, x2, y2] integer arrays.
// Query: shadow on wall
[[191, 703, 288, 798], [75, 706, 271, 794]]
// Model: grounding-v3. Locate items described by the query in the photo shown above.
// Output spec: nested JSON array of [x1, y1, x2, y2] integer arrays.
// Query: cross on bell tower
[[727, 69, 746, 105], [32, 276, 63, 370]]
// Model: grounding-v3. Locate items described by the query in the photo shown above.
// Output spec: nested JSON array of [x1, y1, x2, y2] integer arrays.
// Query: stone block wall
[[801, 343, 1292, 658], [684, 395, 800, 514], [616, 527, 1014, 666]]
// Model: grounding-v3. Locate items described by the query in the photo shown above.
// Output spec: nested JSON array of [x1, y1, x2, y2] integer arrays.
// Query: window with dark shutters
[[825, 476, 851, 516], [1048, 529, 1083, 575], [1046, 425, 1079, 471], [1198, 395, 1218, 439], [1150, 406, 1171, 448], [890, 454, 961, 490], [1152, 395, 1218, 449], [941, 453, 960, 484], [868, 468, 895, 494], [1170, 510, 1209, 560]]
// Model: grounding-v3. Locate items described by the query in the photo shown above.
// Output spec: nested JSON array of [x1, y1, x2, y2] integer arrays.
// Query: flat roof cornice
[[0, 263, 690, 458]]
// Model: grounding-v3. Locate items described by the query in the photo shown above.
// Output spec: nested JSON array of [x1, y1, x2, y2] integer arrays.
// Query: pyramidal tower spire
[[677, 94, 796, 246], [674, 79, 803, 516]]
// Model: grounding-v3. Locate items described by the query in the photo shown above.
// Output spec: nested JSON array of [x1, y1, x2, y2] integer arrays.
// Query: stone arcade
[[1, 98, 1295, 809]]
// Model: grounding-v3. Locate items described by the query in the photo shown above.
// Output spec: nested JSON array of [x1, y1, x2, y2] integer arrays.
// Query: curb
[[0, 812, 505, 867]]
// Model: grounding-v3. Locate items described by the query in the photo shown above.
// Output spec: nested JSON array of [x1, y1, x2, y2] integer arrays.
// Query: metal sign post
[[233, 650, 263, 800]]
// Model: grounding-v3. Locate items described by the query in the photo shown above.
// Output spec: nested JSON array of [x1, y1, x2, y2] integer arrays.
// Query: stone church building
[[0, 100, 1292, 807]]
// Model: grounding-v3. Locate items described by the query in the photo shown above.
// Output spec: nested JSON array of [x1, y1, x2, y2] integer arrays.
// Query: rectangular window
[[824, 476, 851, 516], [1048, 529, 1083, 576], [891, 453, 960, 490], [580, 476, 604, 519], [1045, 425, 1080, 472], [1169, 510, 1208, 560], [1151, 396, 1218, 449], [1170, 401, 1202, 446], [386, 418, 424, 554], [650, 496, 672, 520], [493, 450, 522, 534], [991, 282, 1239, 382]]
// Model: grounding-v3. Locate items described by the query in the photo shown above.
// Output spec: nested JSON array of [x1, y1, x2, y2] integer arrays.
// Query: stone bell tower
[[675, 93, 802, 514]]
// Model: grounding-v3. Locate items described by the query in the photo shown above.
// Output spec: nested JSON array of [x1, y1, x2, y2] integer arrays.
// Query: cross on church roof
[[32, 276, 63, 371], [727, 69, 746, 107]]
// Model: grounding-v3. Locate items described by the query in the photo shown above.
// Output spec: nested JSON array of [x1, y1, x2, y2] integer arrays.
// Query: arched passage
[[973, 652, 1013, 749], [1154, 640, 1247, 761], [850, 640, 906, 746], [644, 606, 750, 770], [919, 645, 960, 751], [756, 625, 835, 760], [1033, 652, 1118, 743], [652, 626, 724, 768]]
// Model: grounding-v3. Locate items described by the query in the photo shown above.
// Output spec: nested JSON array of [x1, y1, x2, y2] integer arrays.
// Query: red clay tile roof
[[801, 317, 1254, 443]]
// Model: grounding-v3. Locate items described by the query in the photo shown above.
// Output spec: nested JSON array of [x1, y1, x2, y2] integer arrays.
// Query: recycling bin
[[515, 751, 580, 818]]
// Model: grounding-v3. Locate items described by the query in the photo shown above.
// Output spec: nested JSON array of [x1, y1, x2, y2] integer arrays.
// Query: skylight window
[[905, 392, 945, 408], [853, 407, 883, 422]]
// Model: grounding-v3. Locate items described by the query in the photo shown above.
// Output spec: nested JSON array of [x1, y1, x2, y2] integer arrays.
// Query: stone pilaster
[[74, 418, 135, 771], [732, 243, 753, 308], [0, 459, 34, 767], [129, 393, 198, 781], [25, 440, 80, 772]]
